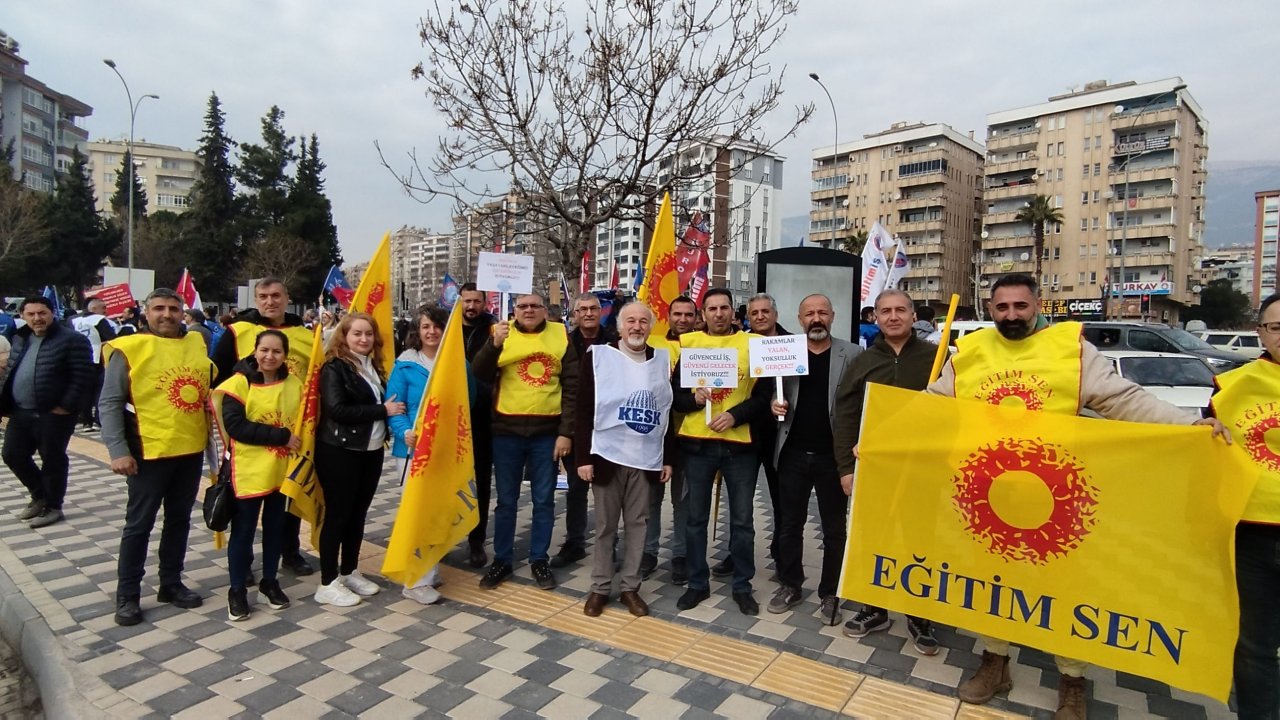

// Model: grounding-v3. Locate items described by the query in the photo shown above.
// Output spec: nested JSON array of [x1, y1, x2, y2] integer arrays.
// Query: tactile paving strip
[[754, 652, 864, 712], [842, 676, 961, 719]]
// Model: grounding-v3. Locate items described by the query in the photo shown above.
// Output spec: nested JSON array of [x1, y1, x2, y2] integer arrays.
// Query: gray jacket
[[772, 337, 861, 467]]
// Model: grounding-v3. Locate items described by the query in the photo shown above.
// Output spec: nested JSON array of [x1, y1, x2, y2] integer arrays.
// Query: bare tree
[[0, 180, 49, 269], [243, 231, 317, 299], [380, 0, 811, 278]]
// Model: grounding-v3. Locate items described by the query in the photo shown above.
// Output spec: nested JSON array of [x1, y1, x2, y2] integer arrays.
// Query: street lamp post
[[809, 73, 839, 249], [102, 59, 158, 291], [1109, 83, 1186, 319]]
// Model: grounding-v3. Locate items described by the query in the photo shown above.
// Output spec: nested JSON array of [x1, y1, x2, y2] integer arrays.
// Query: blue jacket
[[386, 354, 478, 458]]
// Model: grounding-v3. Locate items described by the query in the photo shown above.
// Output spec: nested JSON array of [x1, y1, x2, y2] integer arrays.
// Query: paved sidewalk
[[0, 431, 1237, 718]]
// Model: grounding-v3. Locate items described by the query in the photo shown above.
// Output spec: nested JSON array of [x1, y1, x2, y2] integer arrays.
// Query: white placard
[[748, 334, 810, 377], [476, 252, 534, 295], [679, 348, 740, 389]]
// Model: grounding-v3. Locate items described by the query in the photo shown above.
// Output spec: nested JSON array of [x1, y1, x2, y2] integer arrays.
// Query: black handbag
[[202, 458, 236, 531]]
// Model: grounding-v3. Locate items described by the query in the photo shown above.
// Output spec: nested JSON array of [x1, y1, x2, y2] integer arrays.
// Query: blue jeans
[[492, 434, 556, 566], [682, 440, 759, 594], [1235, 523, 1280, 720], [227, 491, 286, 591], [644, 465, 687, 559]]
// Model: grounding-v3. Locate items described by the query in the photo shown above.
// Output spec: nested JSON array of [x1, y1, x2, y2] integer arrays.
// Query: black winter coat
[[317, 357, 388, 451], [0, 321, 93, 415]]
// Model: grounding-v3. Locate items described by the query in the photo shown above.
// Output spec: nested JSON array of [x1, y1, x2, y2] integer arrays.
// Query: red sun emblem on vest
[[982, 382, 1046, 411], [1243, 414, 1280, 473], [953, 437, 1099, 565], [364, 282, 386, 314], [707, 387, 734, 404], [156, 368, 206, 413], [258, 410, 291, 458], [517, 353, 557, 387]]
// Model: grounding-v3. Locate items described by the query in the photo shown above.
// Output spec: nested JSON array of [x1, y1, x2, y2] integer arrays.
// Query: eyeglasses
[[515, 303, 545, 311], [1259, 322, 1280, 334]]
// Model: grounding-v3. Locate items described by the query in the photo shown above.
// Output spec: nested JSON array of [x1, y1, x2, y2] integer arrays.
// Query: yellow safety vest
[[649, 334, 682, 373], [230, 321, 315, 379], [676, 331, 758, 444], [953, 321, 1083, 415], [103, 333, 213, 460], [495, 322, 569, 417], [1212, 358, 1280, 524], [211, 373, 303, 499]]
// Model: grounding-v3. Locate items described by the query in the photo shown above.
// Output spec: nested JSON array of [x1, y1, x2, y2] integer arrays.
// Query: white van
[[1194, 330, 1264, 359], [944, 321, 996, 350]]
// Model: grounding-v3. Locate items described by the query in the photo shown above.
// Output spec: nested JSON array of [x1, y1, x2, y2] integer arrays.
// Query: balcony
[[902, 239, 946, 253], [1107, 194, 1175, 214], [985, 153, 1039, 174], [897, 194, 945, 211], [1111, 106, 1180, 131], [984, 210, 1028, 225], [984, 182, 1040, 201], [903, 266, 943, 279], [897, 171, 946, 188], [982, 234, 1034, 251], [896, 218, 945, 233], [982, 259, 1036, 274], [1108, 163, 1178, 183], [1120, 250, 1175, 268], [1108, 222, 1175, 241], [986, 128, 1040, 151]]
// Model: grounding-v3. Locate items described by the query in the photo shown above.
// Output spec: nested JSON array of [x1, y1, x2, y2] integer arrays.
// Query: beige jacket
[[927, 338, 1198, 425]]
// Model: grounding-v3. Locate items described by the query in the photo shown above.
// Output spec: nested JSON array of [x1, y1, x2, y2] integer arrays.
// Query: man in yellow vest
[[472, 292, 577, 591], [212, 276, 316, 578], [1209, 292, 1280, 720], [928, 274, 1226, 720], [100, 289, 215, 626], [670, 287, 772, 615]]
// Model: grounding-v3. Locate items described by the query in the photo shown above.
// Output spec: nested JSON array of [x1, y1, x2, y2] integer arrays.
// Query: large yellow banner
[[839, 385, 1254, 701], [636, 192, 678, 339], [351, 231, 394, 379], [281, 325, 326, 547], [381, 304, 478, 587]]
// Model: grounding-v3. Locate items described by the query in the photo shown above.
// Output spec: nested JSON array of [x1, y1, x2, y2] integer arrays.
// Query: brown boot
[[1054, 675, 1087, 720], [957, 651, 1012, 704]]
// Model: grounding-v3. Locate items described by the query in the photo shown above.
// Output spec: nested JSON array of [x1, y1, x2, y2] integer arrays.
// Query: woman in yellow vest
[[1211, 293, 1280, 720], [313, 313, 406, 607], [210, 330, 302, 621]]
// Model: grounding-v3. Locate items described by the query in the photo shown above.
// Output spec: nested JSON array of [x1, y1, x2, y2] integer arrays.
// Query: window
[[1083, 165, 1090, 178], [897, 159, 947, 178], [1057, 168, 1064, 181], [1082, 192, 1090, 204], [1053, 195, 1063, 208], [1093, 190, 1100, 203], [1047, 144, 1056, 157], [1095, 136, 1102, 149], [1090, 271, 1097, 284], [1094, 163, 1101, 176], [1078, 272, 1086, 283], [1079, 243, 1087, 256], [1057, 142, 1065, 154], [1093, 217, 1100, 230], [1130, 329, 1177, 353], [1080, 218, 1089, 231]]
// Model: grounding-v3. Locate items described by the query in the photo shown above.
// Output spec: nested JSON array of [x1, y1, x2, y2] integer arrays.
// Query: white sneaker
[[314, 579, 360, 607], [340, 570, 380, 597], [402, 584, 442, 605]]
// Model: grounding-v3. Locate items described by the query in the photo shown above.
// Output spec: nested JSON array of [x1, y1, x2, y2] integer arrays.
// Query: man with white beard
[[574, 302, 674, 618]]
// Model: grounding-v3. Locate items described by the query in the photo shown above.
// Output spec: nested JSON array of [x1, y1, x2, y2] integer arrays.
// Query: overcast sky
[[7, 1, 1278, 262]]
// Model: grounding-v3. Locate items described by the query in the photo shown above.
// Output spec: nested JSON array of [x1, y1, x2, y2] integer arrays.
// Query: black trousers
[[80, 364, 104, 427], [1235, 522, 1280, 720], [756, 422, 781, 560], [563, 474, 589, 551], [315, 442, 383, 584], [116, 453, 203, 597], [775, 445, 847, 598], [2, 409, 76, 510], [468, 403, 494, 549]]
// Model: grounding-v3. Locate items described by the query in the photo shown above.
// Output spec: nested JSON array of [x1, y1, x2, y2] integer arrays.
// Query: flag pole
[[928, 293, 961, 384]]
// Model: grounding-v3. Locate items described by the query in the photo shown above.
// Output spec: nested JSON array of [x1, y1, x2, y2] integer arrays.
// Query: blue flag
[[322, 265, 355, 308], [440, 273, 460, 310], [42, 286, 63, 318]]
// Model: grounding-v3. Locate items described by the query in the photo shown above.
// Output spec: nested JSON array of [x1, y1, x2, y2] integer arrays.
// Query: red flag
[[176, 268, 203, 310], [609, 258, 619, 291], [674, 211, 711, 290], [579, 249, 592, 294], [688, 250, 710, 306]]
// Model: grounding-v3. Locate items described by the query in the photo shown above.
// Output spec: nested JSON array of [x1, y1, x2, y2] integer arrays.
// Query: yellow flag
[[351, 232, 395, 379], [840, 385, 1254, 702], [381, 304, 477, 586], [636, 193, 679, 339], [281, 325, 326, 547]]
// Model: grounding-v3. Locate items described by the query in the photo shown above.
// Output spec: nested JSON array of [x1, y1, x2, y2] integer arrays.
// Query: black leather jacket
[[317, 357, 388, 451]]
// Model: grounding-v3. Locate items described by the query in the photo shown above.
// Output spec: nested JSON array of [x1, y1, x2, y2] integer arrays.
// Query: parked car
[[1080, 321, 1245, 373], [1193, 330, 1264, 360], [944, 321, 996, 350], [1098, 350, 1216, 416]]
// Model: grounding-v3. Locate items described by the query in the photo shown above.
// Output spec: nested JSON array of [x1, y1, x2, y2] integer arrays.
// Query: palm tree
[[841, 229, 868, 255], [1015, 195, 1064, 284]]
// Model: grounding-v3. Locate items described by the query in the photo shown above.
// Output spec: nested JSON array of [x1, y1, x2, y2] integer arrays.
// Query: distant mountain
[[780, 161, 1280, 251], [1204, 161, 1280, 248]]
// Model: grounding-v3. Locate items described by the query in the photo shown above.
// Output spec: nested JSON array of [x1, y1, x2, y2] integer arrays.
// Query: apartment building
[[810, 122, 984, 310], [981, 77, 1208, 323], [451, 192, 563, 302], [1255, 190, 1279, 302], [389, 226, 457, 315], [0, 31, 92, 194], [86, 139, 200, 216], [658, 137, 784, 304], [1203, 244, 1255, 301]]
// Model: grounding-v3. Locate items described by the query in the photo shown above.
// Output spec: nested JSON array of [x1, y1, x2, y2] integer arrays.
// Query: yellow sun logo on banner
[[952, 437, 1100, 565]]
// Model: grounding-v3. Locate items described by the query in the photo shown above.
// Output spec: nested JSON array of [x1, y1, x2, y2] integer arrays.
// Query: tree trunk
[[1033, 222, 1044, 284]]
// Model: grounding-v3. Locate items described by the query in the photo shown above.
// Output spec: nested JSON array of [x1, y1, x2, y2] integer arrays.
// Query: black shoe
[[27, 507, 63, 528], [639, 553, 658, 580], [258, 579, 291, 610], [548, 545, 586, 569], [114, 594, 142, 626], [843, 607, 892, 638], [710, 557, 734, 577], [18, 499, 45, 521], [531, 560, 557, 590], [468, 544, 488, 568], [907, 617, 939, 656], [670, 557, 688, 586], [245, 572, 257, 588], [282, 554, 315, 577], [157, 583, 203, 609], [227, 588, 250, 621], [733, 591, 759, 616], [676, 587, 710, 611], [479, 562, 513, 589]]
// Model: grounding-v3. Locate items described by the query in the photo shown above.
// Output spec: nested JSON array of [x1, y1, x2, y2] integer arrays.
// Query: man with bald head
[[473, 292, 578, 591]]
